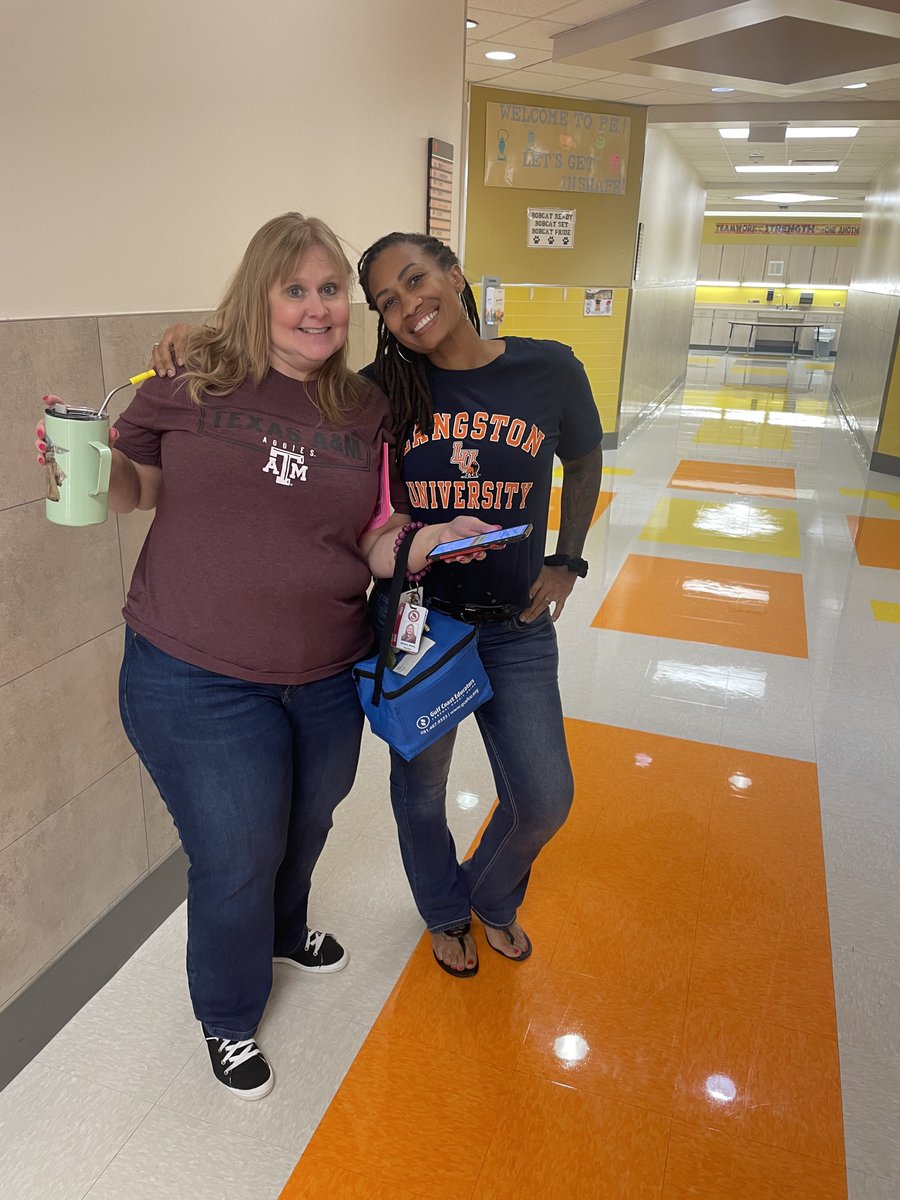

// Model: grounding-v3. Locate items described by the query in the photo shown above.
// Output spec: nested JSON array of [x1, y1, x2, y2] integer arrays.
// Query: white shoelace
[[304, 929, 326, 956], [214, 1038, 261, 1075]]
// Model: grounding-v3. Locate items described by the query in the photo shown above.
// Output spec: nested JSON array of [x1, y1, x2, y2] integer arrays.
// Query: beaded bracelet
[[394, 520, 432, 584]]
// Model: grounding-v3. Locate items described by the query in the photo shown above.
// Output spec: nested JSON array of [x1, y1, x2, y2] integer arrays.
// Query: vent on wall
[[767, 260, 785, 276]]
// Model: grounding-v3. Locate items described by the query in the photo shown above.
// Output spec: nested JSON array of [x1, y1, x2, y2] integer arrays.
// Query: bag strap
[[372, 526, 416, 707]]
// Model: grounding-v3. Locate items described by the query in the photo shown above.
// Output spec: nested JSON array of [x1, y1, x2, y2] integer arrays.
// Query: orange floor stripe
[[847, 514, 900, 569], [669, 459, 797, 500], [547, 487, 614, 532], [592, 554, 809, 657], [279, 722, 844, 1200]]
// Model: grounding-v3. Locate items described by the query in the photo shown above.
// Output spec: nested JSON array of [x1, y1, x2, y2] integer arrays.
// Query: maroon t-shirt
[[114, 368, 407, 684]]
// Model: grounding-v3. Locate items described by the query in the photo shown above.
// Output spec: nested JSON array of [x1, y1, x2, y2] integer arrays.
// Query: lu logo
[[450, 440, 480, 479]]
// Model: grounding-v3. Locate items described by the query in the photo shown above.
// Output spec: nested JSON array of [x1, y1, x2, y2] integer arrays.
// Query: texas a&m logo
[[450, 440, 480, 479]]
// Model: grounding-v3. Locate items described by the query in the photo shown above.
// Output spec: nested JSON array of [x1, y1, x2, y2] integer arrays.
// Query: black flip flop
[[432, 923, 479, 978], [485, 924, 533, 962]]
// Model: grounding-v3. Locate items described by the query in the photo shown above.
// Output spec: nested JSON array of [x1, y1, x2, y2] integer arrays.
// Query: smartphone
[[426, 523, 533, 562]]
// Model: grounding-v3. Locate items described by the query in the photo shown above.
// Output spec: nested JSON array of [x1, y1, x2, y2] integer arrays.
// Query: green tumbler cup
[[43, 406, 111, 527]]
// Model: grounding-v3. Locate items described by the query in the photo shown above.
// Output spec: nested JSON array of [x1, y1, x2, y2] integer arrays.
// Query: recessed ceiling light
[[843, 82, 868, 89], [485, 50, 517, 61], [734, 193, 839, 203], [710, 86, 735, 93], [735, 164, 840, 174], [705, 211, 862, 217], [787, 127, 858, 138], [719, 127, 858, 141], [466, 19, 478, 29]]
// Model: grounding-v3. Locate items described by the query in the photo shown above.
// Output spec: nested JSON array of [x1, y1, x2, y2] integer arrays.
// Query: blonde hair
[[181, 212, 360, 423]]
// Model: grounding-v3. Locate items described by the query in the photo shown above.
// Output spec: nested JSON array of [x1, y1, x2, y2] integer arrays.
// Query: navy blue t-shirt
[[366, 337, 602, 609]]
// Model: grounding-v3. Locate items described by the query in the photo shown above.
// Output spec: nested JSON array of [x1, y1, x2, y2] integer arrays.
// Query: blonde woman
[[36, 213, 492, 1099]]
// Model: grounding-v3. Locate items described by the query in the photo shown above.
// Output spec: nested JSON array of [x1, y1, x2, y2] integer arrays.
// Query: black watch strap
[[544, 553, 588, 578]]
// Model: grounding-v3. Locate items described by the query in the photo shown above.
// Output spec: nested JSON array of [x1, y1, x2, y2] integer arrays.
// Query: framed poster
[[426, 138, 453, 242]]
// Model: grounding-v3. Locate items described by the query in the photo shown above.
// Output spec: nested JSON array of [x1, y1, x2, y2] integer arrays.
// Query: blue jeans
[[119, 629, 363, 1039], [370, 590, 574, 933]]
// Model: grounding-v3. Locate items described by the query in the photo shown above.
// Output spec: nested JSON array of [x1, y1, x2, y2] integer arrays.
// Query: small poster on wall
[[527, 208, 575, 248], [426, 138, 454, 242], [584, 288, 613, 316]]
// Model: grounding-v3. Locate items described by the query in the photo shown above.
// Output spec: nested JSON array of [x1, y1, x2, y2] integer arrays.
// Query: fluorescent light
[[787, 127, 858, 138], [696, 280, 741, 286], [485, 50, 516, 60], [843, 82, 868, 89], [466, 19, 478, 29], [735, 164, 839, 173], [711, 86, 735, 93], [721, 127, 857, 140], [734, 193, 839, 202], [705, 210, 862, 217]]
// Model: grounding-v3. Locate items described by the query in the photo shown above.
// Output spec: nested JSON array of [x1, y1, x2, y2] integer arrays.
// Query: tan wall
[[0, 1, 466, 318], [619, 128, 706, 442], [464, 87, 647, 286], [833, 152, 900, 461], [0, 0, 463, 1013]]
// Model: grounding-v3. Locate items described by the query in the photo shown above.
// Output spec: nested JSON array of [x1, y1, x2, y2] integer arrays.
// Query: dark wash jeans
[[119, 629, 363, 1040], [369, 587, 574, 933]]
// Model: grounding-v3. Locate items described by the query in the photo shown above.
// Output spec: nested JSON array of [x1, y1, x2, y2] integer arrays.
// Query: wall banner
[[485, 102, 629, 194], [527, 208, 575, 248], [714, 221, 859, 236]]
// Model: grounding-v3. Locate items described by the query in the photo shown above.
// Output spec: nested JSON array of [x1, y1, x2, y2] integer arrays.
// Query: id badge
[[391, 596, 429, 653]]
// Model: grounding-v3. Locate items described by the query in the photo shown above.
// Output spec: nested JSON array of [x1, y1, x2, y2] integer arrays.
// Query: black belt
[[427, 596, 522, 625]]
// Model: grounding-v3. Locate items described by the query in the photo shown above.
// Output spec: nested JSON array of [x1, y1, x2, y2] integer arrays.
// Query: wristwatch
[[544, 553, 589, 578]]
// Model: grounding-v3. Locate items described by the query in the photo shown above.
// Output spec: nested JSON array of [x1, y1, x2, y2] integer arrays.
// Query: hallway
[[4, 354, 900, 1198]]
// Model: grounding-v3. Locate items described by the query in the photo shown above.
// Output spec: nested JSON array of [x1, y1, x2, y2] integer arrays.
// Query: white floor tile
[[83, 1106, 296, 1200], [834, 946, 900, 1062], [847, 1168, 900, 1199], [0, 1064, 150, 1200], [158, 988, 367, 1155], [841, 1043, 900, 1181], [33, 957, 199, 1102]]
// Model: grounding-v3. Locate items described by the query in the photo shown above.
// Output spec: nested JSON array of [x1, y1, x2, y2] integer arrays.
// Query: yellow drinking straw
[[96, 369, 156, 417]]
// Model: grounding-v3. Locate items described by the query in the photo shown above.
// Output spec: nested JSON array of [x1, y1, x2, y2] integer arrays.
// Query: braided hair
[[357, 233, 480, 457]]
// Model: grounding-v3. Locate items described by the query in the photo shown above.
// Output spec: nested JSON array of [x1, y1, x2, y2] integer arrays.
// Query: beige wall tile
[[0, 628, 131, 851], [0, 500, 125, 687], [97, 313, 212, 421], [140, 762, 180, 866], [0, 318, 105, 513], [0, 756, 148, 1007]]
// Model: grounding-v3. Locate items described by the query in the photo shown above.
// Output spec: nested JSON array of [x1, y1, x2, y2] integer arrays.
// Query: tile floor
[[3, 352, 900, 1198]]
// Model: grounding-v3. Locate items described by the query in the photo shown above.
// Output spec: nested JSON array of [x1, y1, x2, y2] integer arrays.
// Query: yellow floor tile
[[871, 599, 900, 622], [593, 554, 808, 656], [842, 487, 900, 512], [847, 515, 900, 569], [696, 418, 794, 450], [669, 460, 797, 500], [640, 496, 800, 557]]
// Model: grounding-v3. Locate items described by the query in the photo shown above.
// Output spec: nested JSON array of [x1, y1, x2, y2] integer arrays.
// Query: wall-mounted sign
[[426, 138, 453, 242], [527, 208, 575, 249], [584, 288, 613, 317], [485, 102, 629, 194], [714, 221, 859, 236]]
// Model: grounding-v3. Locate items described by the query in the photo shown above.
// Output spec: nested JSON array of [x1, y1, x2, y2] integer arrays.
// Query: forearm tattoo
[[557, 443, 603, 557]]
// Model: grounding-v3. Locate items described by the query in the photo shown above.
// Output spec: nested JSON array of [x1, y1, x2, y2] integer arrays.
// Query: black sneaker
[[203, 1029, 274, 1100], [274, 928, 348, 974]]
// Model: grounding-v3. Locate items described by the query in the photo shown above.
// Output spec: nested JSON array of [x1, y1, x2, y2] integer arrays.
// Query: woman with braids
[[37, 214, 493, 1101], [152, 230, 603, 979]]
